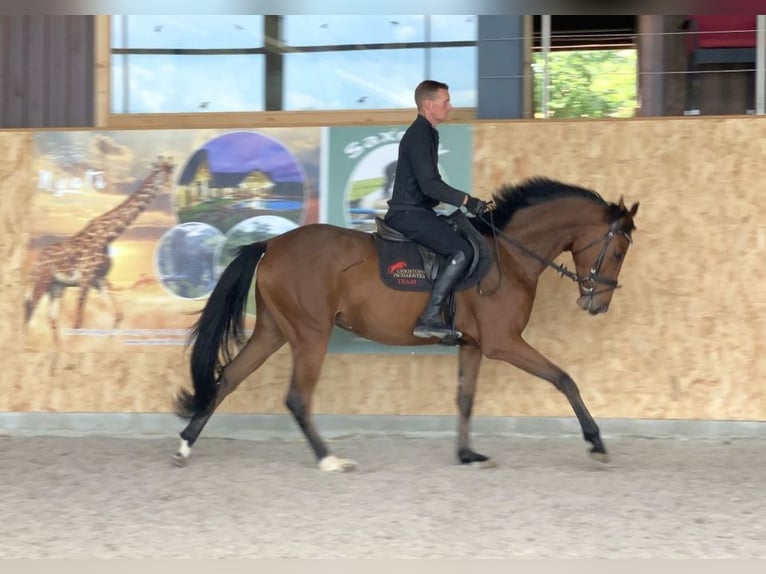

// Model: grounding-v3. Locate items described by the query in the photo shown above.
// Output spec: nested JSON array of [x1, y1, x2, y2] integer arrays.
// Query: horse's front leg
[[484, 336, 609, 463], [456, 343, 496, 468]]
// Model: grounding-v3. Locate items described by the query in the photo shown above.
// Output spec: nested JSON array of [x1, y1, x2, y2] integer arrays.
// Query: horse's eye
[[613, 251, 624, 262]]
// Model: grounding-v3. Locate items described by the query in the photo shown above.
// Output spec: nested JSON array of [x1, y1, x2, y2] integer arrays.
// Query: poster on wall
[[322, 123, 473, 354], [24, 124, 472, 355], [24, 128, 320, 352]]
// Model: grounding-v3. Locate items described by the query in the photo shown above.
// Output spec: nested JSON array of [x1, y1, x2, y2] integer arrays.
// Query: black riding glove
[[464, 196, 489, 216]]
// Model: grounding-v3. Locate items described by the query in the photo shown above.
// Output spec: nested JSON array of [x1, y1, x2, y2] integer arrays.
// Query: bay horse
[[173, 177, 639, 471]]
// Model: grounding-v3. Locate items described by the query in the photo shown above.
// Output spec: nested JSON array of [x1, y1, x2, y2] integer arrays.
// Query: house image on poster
[[175, 131, 307, 233]]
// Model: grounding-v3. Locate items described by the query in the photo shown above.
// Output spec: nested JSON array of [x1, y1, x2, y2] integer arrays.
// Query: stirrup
[[413, 321, 463, 340]]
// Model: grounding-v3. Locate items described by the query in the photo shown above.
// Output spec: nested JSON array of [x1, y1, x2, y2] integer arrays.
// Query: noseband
[[479, 213, 631, 295]]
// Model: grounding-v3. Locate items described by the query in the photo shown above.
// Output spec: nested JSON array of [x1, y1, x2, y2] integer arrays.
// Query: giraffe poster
[[25, 128, 321, 352]]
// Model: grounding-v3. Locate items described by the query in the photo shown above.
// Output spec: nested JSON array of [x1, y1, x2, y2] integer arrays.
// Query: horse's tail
[[174, 241, 268, 419]]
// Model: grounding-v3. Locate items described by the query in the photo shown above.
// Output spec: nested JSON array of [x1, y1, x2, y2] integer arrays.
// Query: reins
[[476, 208, 628, 296]]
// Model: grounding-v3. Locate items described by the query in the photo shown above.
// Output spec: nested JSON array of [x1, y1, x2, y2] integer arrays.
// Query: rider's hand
[[464, 196, 489, 216]]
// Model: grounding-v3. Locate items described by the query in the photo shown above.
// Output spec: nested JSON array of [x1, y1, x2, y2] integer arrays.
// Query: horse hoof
[[469, 458, 497, 469], [589, 450, 611, 464], [318, 455, 357, 472], [172, 453, 189, 467], [458, 449, 496, 469]]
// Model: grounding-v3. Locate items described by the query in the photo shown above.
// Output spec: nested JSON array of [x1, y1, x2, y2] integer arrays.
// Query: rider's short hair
[[414, 80, 449, 111]]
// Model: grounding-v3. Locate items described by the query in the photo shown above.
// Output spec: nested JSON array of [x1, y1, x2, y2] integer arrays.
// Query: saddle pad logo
[[387, 261, 406, 274], [386, 260, 427, 287]]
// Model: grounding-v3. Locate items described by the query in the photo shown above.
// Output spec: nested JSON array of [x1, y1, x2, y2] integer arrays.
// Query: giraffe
[[25, 156, 176, 343]]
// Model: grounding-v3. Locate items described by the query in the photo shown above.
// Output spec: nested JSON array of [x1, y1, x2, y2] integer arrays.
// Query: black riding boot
[[413, 251, 468, 340]]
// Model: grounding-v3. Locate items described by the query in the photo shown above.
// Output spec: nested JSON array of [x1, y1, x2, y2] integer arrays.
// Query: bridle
[[570, 218, 632, 296], [477, 210, 632, 297]]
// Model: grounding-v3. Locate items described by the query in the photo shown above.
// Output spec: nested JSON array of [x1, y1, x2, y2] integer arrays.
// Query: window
[[530, 16, 638, 119], [282, 15, 427, 45], [283, 49, 426, 111], [111, 54, 266, 113], [109, 15, 477, 114], [111, 16, 266, 114], [533, 48, 638, 118]]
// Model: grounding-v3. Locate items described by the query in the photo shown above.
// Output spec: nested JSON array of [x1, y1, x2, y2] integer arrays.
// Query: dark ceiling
[[532, 15, 637, 49]]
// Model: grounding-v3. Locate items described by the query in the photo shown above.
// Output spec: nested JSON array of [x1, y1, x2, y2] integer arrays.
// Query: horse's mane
[[472, 177, 629, 235]]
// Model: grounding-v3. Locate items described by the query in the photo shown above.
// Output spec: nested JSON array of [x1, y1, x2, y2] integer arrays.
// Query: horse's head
[[571, 197, 639, 315]]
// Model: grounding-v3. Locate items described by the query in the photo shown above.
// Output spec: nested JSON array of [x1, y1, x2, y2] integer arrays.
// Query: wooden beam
[[93, 15, 109, 127], [104, 108, 476, 130], [637, 15, 664, 117]]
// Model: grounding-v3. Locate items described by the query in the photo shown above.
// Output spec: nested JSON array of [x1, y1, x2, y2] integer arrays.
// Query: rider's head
[[415, 80, 453, 127]]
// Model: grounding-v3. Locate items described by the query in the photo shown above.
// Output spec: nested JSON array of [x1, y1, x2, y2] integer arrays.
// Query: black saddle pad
[[372, 213, 492, 292]]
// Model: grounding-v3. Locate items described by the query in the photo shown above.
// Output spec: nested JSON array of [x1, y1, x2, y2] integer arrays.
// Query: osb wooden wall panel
[[1, 117, 765, 422], [472, 116, 766, 422], [0, 132, 33, 401]]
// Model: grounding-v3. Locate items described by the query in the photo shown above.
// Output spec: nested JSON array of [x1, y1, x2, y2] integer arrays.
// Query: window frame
[[93, 16, 477, 129]]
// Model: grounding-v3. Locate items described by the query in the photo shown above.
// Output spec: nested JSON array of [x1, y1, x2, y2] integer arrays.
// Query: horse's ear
[[629, 202, 639, 217], [618, 196, 626, 209]]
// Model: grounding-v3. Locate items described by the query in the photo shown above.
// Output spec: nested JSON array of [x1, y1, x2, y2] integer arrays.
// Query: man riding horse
[[383, 79, 489, 341]]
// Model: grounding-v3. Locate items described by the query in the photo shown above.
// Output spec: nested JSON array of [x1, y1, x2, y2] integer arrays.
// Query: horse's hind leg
[[286, 340, 356, 472], [174, 308, 286, 466], [456, 343, 495, 468]]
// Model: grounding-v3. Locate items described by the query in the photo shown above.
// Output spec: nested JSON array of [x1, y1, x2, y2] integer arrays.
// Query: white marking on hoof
[[318, 455, 357, 472], [589, 451, 611, 464], [172, 438, 191, 467], [469, 458, 497, 469]]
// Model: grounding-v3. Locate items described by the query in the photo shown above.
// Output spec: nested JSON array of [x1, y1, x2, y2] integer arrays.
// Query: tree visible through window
[[533, 49, 637, 118]]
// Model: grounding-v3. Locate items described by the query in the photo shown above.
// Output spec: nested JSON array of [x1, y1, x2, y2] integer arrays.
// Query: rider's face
[[426, 89, 453, 125]]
